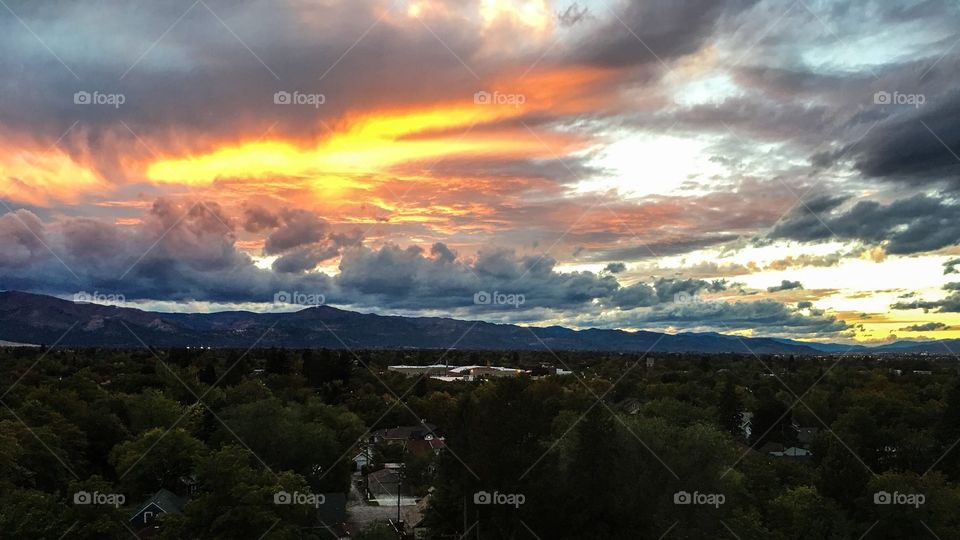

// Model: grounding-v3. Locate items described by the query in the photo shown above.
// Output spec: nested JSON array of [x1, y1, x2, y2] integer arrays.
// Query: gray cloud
[[899, 322, 949, 332], [853, 90, 960, 190], [0, 210, 49, 268], [767, 280, 803, 292], [592, 299, 848, 337], [574, 0, 758, 68], [0, 201, 849, 337], [769, 194, 960, 255], [603, 262, 627, 274], [891, 283, 960, 313]]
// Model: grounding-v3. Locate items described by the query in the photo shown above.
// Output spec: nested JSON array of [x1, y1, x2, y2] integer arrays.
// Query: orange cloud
[[0, 147, 105, 206]]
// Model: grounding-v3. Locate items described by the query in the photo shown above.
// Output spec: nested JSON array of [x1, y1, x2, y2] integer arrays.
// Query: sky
[[1, 0, 960, 344]]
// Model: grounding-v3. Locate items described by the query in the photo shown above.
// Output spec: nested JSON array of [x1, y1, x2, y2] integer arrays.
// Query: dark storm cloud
[[945, 258, 960, 274], [264, 210, 330, 255], [606, 277, 725, 309], [0, 199, 330, 302], [769, 194, 960, 255], [334, 243, 622, 310], [853, 91, 960, 189], [243, 206, 281, 233], [0, 0, 501, 168], [651, 277, 727, 303], [0, 201, 851, 336], [271, 229, 363, 274], [603, 262, 627, 274], [767, 280, 803, 292]]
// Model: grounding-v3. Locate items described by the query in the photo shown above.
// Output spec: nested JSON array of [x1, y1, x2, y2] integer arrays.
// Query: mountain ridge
[[0, 290, 954, 354]]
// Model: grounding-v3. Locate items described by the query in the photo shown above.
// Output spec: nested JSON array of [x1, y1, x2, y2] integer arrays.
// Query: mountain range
[[0, 291, 956, 354]]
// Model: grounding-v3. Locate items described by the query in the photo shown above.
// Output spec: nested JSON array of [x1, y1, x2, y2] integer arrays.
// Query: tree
[[123, 389, 188, 434], [767, 485, 852, 539], [158, 445, 316, 540], [110, 427, 206, 497], [718, 379, 745, 440], [751, 393, 795, 447], [265, 348, 291, 375]]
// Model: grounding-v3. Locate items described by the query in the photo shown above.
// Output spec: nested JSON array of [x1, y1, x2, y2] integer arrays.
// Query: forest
[[1, 345, 959, 539]]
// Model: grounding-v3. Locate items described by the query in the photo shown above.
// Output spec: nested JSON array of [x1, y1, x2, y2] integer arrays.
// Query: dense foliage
[[1, 346, 959, 538]]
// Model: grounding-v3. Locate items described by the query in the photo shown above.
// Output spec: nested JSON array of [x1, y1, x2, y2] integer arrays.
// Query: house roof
[[447, 365, 525, 374], [131, 489, 187, 520], [366, 467, 401, 497], [406, 437, 446, 455]]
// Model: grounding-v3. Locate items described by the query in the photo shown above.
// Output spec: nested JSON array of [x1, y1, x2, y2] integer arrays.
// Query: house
[[353, 448, 373, 471], [613, 397, 642, 415], [387, 364, 532, 382], [771, 446, 812, 459], [129, 489, 187, 534], [444, 365, 528, 381], [387, 365, 455, 376], [764, 444, 813, 462], [740, 412, 754, 440], [405, 436, 446, 457], [406, 494, 432, 539]]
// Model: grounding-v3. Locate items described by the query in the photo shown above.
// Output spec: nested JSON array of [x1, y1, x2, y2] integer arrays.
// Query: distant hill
[[0, 290, 951, 354]]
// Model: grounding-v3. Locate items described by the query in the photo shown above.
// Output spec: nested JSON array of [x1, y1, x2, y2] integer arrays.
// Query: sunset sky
[[2, 0, 960, 343]]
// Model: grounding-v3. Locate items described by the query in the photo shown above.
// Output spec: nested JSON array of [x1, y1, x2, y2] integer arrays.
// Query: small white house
[[352, 449, 372, 471]]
